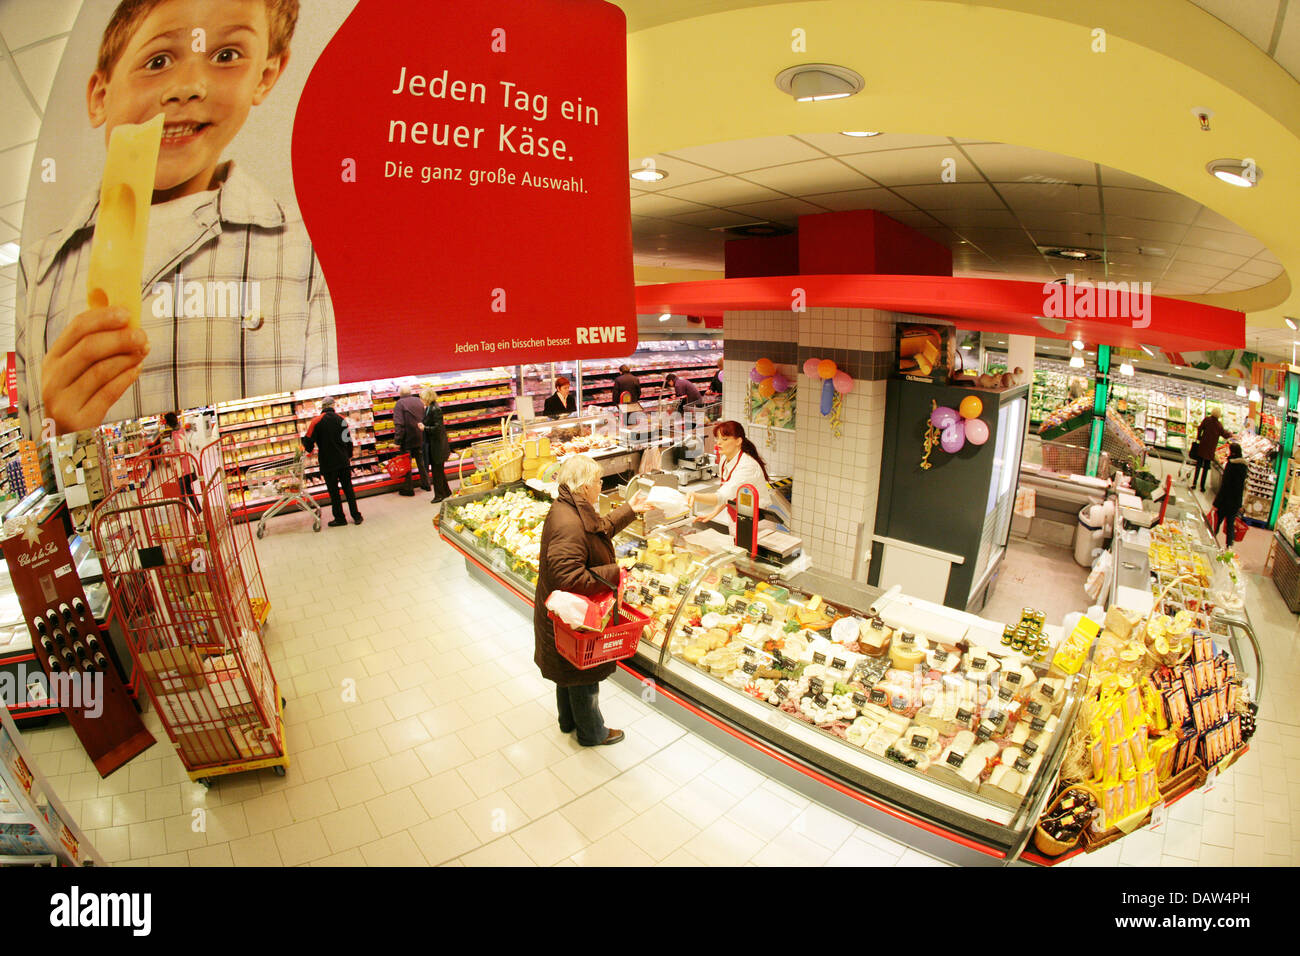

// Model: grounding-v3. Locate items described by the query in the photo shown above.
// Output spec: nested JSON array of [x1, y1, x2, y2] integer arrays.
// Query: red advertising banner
[[16, 0, 634, 437], [293, 0, 635, 381]]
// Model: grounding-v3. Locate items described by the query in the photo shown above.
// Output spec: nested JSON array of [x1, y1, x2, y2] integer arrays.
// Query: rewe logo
[[49, 887, 151, 936], [575, 325, 627, 344], [1041, 273, 1153, 329]]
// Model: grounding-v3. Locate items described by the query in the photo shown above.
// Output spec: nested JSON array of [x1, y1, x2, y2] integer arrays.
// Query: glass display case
[[437, 479, 1085, 857], [521, 410, 636, 477]]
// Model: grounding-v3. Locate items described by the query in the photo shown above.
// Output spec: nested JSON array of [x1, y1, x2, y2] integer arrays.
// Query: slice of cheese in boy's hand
[[86, 114, 164, 330]]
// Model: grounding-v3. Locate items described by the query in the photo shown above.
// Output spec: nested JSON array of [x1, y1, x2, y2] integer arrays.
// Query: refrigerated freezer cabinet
[[438, 481, 1085, 865]]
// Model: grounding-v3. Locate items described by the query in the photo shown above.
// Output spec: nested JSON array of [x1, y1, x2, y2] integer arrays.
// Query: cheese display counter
[[520, 411, 636, 478], [438, 480, 1088, 862]]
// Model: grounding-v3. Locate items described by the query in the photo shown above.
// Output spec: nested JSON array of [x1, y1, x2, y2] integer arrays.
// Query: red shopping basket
[[1205, 507, 1249, 542], [384, 452, 412, 480], [551, 605, 651, 669]]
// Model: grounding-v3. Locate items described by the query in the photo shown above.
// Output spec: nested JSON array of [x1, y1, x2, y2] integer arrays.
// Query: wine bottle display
[[48, 655, 62, 673], [72, 597, 87, 616]]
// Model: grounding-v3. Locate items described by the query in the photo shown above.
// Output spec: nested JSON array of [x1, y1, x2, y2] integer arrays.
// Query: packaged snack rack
[[1, 704, 103, 865], [89, 441, 285, 786]]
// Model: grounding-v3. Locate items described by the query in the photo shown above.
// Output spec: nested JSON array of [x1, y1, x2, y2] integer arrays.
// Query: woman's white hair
[[557, 455, 602, 493]]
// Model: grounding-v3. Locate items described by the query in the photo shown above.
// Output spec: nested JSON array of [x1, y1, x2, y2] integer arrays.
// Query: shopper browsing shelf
[[301, 395, 361, 526], [687, 420, 787, 527], [709, 357, 723, 396], [543, 376, 577, 417], [163, 411, 201, 515], [613, 365, 641, 404], [1212, 443, 1248, 550], [421, 388, 452, 503], [665, 372, 701, 410], [534, 455, 651, 747], [1192, 408, 1229, 493], [392, 385, 431, 496]]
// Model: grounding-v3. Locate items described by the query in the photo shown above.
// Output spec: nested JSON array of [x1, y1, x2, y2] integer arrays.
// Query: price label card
[[851, 692, 867, 708], [813, 651, 828, 666], [976, 725, 992, 741], [1041, 683, 1055, 699], [1014, 756, 1031, 773], [742, 660, 758, 676], [742, 645, 757, 658], [1148, 801, 1167, 832], [1023, 739, 1039, 757], [809, 677, 824, 696], [956, 707, 973, 724], [775, 683, 789, 700], [1027, 700, 1043, 717], [970, 658, 987, 671], [998, 685, 1013, 702], [947, 751, 966, 768], [676, 581, 689, 595], [900, 632, 915, 645], [1030, 716, 1047, 733], [870, 688, 888, 706], [1005, 671, 1023, 685], [1204, 767, 1217, 792], [910, 733, 928, 750], [934, 650, 950, 664], [831, 657, 847, 671]]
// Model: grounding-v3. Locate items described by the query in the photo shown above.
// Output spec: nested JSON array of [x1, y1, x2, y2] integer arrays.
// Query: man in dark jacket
[[1212, 443, 1248, 550], [665, 372, 701, 409], [613, 365, 641, 404], [1192, 408, 1228, 493], [302, 396, 362, 527], [392, 385, 431, 496]]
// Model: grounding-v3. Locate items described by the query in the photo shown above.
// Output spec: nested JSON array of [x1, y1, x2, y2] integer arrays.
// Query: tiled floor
[[19, 488, 1300, 866]]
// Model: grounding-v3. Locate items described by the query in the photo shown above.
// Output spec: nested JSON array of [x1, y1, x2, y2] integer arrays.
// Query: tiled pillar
[[724, 308, 896, 581]]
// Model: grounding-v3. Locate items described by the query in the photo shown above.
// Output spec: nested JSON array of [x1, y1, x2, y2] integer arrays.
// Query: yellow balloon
[[755, 358, 776, 377], [818, 359, 837, 380], [758, 379, 776, 399], [959, 395, 983, 419]]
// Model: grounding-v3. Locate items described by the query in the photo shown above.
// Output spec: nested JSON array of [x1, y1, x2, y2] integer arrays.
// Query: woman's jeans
[[556, 683, 607, 746], [1192, 454, 1212, 490]]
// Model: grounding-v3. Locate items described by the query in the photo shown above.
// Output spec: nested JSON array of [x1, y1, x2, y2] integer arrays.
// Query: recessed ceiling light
[[1072, 338, 1085, 350], [1119, 363, 1134, 376], [630, 167, 667, 183], [1069, 355, 1084, 368], [775, 63, 865, 102], [1140, 345, 1155, 356], [659, 313, 672, 322], [0, 241, 18, 267], [840, 131, 881, 137], [1206, 159, 1260, 187]]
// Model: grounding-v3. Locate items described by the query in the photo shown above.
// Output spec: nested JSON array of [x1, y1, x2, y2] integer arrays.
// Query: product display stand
[[0, 705, 103, 866]]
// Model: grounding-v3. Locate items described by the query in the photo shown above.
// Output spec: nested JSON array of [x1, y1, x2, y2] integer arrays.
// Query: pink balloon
[[771, 373, 790, 393], [940, 421, 966, 454], [803, 358, 821, 378], [749, 367, 765, 384], [965, 417, 990, 445], [931, 406, 958, 429], [833, 371, 854, 394]]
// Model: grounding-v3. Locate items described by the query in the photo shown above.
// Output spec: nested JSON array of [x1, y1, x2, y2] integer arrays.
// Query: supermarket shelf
[[219, 414, 298, 430]]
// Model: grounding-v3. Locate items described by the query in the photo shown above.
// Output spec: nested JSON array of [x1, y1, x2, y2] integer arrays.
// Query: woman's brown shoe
[[601, 729, 625, 746]]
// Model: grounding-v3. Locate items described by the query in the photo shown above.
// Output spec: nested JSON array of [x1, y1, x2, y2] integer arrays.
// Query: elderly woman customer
[[534, 455, 650, 746]]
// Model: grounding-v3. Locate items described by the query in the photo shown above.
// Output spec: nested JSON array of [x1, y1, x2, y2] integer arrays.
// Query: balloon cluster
[[802, 357, 855, 437], [921, 396, 989, 469], [749, 358, 791, 399]]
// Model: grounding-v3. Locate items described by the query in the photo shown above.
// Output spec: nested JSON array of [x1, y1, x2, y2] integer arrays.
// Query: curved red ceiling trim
[[635, 275, 1244, 351]]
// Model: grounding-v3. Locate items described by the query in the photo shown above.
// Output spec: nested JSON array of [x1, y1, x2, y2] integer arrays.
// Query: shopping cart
[[242, 446, 321, 538]]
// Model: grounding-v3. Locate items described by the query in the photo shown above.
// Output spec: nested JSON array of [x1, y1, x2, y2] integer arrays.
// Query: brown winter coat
[[533, 484, 635, 686], [1194, 415, 1227, 460]]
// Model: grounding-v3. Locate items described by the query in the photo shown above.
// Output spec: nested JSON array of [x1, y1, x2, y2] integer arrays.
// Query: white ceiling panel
[[1103, 217, 1192, 244], [1189, 0, 1282, 51], [725, 197, 831, 222], [960, 143, 1098, 185], [630, 193, 712, 217], [663, 136, 823, 174], [1173, 245, 1249, 269], [738, 157, 875, 195], [998, 182, 1101, 214], [792, 132, 954, 156], [1104, 188, 1203, 224], [0, 0, 81, 50], [839, 146, 975, 186], [1180, 225, 1267, 257], [1235, 257, 1287, 279], [891, 182, 1005, 210], [800, 186, 918, 212], [667, 208, 772, 228], [1164, 262, 1235, 281], [657, 176, 785, 207], [12, 36, 66, 108], [929, 208, 1023, 229], [0, 143, 36, 207], [0, 68, 41, 144]]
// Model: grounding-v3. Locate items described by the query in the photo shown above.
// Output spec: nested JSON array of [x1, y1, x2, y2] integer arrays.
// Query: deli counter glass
[[438, 481, 1085, 859]]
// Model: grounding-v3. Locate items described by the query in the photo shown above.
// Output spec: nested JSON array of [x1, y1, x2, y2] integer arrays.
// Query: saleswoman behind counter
[[543, 376, 578, 417], [686, 420, 790, 527]]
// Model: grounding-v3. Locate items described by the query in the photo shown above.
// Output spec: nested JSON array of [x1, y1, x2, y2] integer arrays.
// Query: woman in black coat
[[420, 388, 453, 502], [1212, 442, 1248, 549], [534, 455, 649, 746]]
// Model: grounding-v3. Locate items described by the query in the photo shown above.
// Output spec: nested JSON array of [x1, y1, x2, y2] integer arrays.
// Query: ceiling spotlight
[[1249, 387, 1261, 403], [630, 167, 667, 183], [658, 313, 672, 322], [775, 63, 865, 102], [1286, 317, 1297, 331], [1140, 345, 1155, 357], [1236, 384, 1248, 397], [0, 241, 18, 267], [1120, 363, 1134, 377], [1069, 355, 1085, 369], [1206, 159, 1261, 187], [1072, 338, 1085, 350], [840, 131, 881, 137]]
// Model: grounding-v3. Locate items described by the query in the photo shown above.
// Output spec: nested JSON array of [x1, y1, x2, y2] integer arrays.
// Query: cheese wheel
[[87, 114, 164, 329], [890, 641, 928, 671]]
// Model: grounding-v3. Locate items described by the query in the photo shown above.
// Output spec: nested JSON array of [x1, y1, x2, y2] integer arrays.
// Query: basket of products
[[469, 415, 524, 483], [552, 604, 652, 670], [1034, 784, 1099, 856]]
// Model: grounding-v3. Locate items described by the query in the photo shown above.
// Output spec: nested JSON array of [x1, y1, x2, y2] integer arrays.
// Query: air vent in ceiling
[[722, 222, 796, 238], [1036, 245, 1106, 262]]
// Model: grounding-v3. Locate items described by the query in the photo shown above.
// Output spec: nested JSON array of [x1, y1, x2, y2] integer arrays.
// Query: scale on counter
[[672, 432, 716, 485]]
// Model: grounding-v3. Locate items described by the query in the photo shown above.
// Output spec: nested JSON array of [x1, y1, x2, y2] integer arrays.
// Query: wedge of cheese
[[86, 114, 164, 329]]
